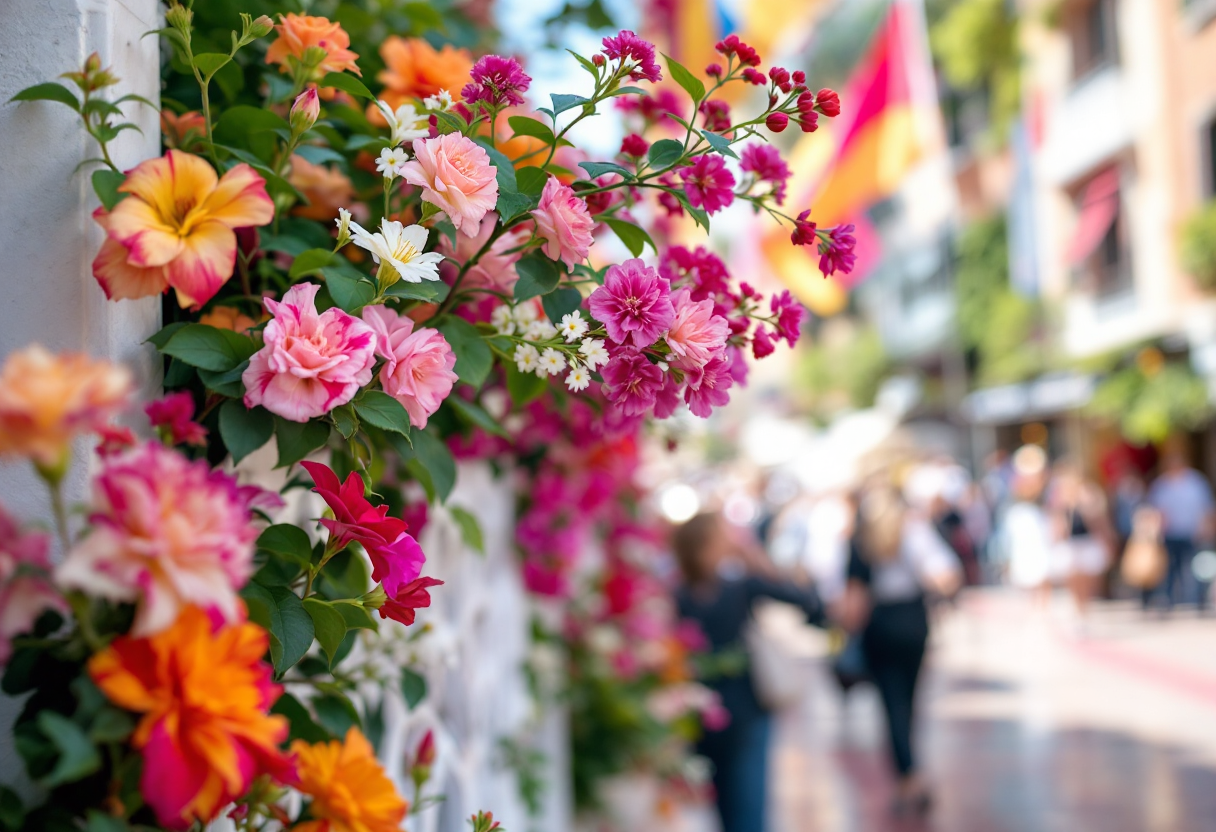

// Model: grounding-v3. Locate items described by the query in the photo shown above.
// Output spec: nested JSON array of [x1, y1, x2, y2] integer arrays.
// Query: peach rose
[[531, 175, 594, 270], [288, 155, 358, 222], [399, 134, 499, 236], [199, 306, 258, 333], [0, 345, 132, 470], [377, 36, 472, 111], [266, 14, 360, 80]]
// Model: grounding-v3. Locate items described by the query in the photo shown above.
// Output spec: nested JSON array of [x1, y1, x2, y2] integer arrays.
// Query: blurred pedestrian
[[1146, 445, 1216, 611], [1004, 446, 1053, 604], [838, 480, 962, 816], [672, 512, 823, 832], [1048, 460, 1114, 622]]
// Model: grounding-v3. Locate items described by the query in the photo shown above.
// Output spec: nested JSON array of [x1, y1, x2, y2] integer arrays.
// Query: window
[[1070, 0, 1118, 79], [1068, 167, 1132, 298]]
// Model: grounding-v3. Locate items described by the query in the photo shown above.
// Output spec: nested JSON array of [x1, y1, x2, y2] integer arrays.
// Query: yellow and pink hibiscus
[[88, 606, 292, 830], [92, 149, 274, 309]]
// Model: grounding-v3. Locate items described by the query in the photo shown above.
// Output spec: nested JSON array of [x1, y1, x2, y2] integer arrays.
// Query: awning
[[1066, 166, 1120, 265]]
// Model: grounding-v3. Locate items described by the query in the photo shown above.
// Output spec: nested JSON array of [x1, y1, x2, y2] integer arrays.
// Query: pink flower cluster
[[56, 442, 258, 636], [362, 305, 458, 429], [532, 176, 594, 270], [0, 505, 65, 663], [462, 54, 532, 108], [601, 30, 662, 84]]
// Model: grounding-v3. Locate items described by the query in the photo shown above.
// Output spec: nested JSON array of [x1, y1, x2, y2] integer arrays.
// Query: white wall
[[0, 0, 161, 792]]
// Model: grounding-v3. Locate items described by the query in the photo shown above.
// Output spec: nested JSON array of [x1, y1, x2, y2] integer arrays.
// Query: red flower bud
[[741, 67, 765, 85], [790, 209, 817, 246], [289, 87, 320, 134], [769, 67, 790, 86], [768, 93, 779, 108], [799, 113, 819, 132], [765, 112, 789, 133], [705, 63, 723, 77], [620, 133, 650, 157], [415, 729, 436, 768], [792, 70, 806, 84], [816, 88, 841, 117], [796, 90, 816, 114], [592, 53, 606, 67]]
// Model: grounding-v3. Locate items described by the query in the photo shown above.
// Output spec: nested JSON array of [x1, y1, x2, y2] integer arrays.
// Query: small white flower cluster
[[504, 303, 608, 393], [423, 89, 455, 112], [376, 146, 409, 179], [373, 98, 431, 180]]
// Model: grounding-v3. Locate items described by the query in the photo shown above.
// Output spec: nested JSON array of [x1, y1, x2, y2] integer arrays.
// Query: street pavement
[[772, 589, 1216, 832]]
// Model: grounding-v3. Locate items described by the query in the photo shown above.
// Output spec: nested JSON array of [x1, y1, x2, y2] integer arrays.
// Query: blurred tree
[[929, 0, 1021, 144], [1180, 200, 1216, 291], [796, 321, 889, 419], [1088, 361, 1211, 445]]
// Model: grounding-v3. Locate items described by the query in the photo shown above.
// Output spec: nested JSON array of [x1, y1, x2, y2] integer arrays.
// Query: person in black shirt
[[673, 512, 822, 832]]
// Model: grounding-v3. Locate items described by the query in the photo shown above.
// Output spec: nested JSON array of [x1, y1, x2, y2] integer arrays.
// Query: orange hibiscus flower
[[292, 727, 408, 832], [288, 155, 357, 222], [377, 36, 472, 112], [88, 607, 292, 830], [266, 13, 360, 80], [93, 149, 275, 309]]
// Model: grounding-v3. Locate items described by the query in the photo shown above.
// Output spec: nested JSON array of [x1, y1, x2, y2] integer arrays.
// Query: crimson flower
[[588, 258, 675, 346], [145, 392, 207, 447], [601, 348, 664, 416], [770, 290, 804, 345], [380, 576, 444, 626], [683, 353, 734, 417], [818, 223, 858, 277], [620, 133, 650, 157], [699, 99, 732, 133], [462, 55, 531, 107], [790, 209, 817, 246], [682, 155, 736, 214], [740, 144, 791, 204], [752, 326, 776, 358]]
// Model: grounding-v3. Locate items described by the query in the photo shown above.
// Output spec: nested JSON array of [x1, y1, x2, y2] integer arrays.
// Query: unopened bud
[[765, 112, 789, 133], [248, 14, 275, 39], [84, 52, 102, 74], [361, 583, 388, 610], [290, 88, 320, 134], [334, 207, 353, 249], [165, 3, 193, 34], [301, 45, 329, 70], [705, 63, 723, 78], [592, 53, 606, 67]]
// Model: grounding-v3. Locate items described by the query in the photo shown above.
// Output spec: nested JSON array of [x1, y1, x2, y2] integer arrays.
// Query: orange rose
[[160, 109, 206, 152], [377, 36, 472, 112], [288, 155, 357, 222], [0, 345, 131, 470], [266, 13, 360, 80], [199, 305, 258, 333]]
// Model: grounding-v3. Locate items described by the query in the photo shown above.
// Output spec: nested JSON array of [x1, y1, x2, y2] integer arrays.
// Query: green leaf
[[331, 405, 359, 439], [332, 600, 379, 631], [506, 364, 548, 406], [516, 166, 550, 196], [314, 693, 361, 737], [408, 429, 456, 503], [663, 53, 706, 104], [551, 93, 590, 114], [355, 391, 413, 436], [91, 169, 127, 211], [383, 279, 451, 303], [290, 248, 335, 279], [400, 667, 427, 709], [508, 114, 557, 144], [0, 785, 23, 831], [434, 110, 469, 135], [446, 395, 508, 438], [481, 143, 535, 220], [543, 287, 583, 323], [302, 599, 347, 665], [437, 318, 492, 388], [257, 524, 314, 567], [578, 161, 633, 180], [162, 324, 258, 372], [449, 506, 485, 554], [319, 71, 375, 100], [270, 693, 330, 744], [146, 322, 187, 349], [36, 712, 100, 788], [242, 583, 315, 676], [610, 85, 649, 97], [602, 217, 656, 257], [514, 253, 562, 300], [275, 417, 331, 467], [648, 138, 684, 169], [85, 811, 129, 832], [198, 362, 248, 398], [10, 82, 79, 110], [219, 401, 274, 463], [260, 233, 313, 257], [699, 129, 739, 159], [325, 270, 376, 313], [193, 52, 231, 78], [295, 144, 346, 166]]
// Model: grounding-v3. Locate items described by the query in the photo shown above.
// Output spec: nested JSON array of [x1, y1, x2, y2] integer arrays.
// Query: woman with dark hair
[[839, 481, 961, 816], [673, 512, 823, 832]]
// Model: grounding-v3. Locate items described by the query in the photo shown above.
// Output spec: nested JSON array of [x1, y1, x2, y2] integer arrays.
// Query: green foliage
[[1088, 363, 1212, 445], [796, 323, 890, 417], [1180, 200, 1216, 290], [929, 0, 1022, 143]]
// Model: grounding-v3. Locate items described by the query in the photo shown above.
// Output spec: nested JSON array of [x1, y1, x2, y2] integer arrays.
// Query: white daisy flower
[[565, 363, 591, 392], [334, 207, 353, 247], [539, 348, 567, 376], [513, 301, 540, 327], [348, 218, 445, 283], [423, 89, 455, 112], [579, 338, 610, 371], [514, 343, 540, 373], [491, 304, 516, 335], [525, 320, 558, 342], [375, 99, 431, 146], [375, 146, 409, 179], [559, 310, 589, 342]]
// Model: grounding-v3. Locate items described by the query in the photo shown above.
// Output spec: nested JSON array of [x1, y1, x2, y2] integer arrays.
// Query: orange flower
[[199, 305, 258, 333], [292, 728, 408, 832], [0, 345, 131, 470], [377, 36, 472, 112], [89, 607, 291, 831], [93, 149, 275, 309], [288, 155, 357, 222], [266, 13, 360, 80]]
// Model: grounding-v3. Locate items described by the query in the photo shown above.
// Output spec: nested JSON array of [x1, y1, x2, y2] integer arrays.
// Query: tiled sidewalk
[[771, 590, 1216, 832]]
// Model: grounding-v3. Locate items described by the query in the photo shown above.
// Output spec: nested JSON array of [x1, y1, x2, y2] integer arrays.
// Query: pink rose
[[242, 282, 376, 422], [362, 305, 459, 429], [399, 133, 499, 236], [0, 505, 65, 664], [664, 288, 729, 370], [531, 176, 594, 270], [437, 212, 530, 291], [55, 443, 257, 636]]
